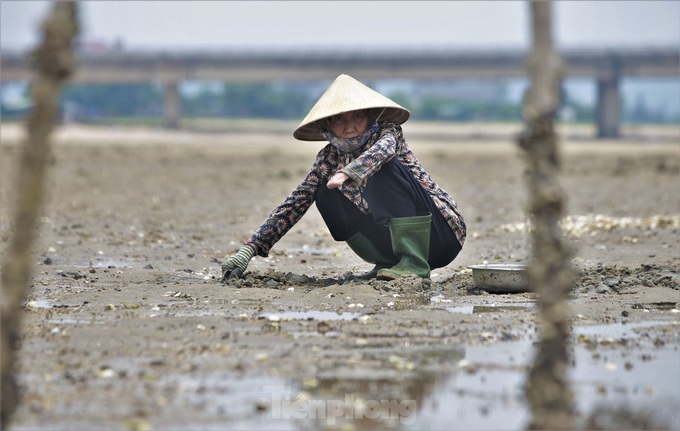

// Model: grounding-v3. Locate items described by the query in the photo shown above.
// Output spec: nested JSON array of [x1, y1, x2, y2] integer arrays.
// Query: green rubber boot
[[377, 214, 432, 280], [346, 232, 393, 280]]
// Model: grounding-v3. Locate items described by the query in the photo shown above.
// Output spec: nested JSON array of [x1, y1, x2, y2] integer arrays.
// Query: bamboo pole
[[519, 2, 575, 430], [0, 2, 79, 428]]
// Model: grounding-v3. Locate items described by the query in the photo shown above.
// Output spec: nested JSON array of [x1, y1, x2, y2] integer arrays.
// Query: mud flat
[[1, 122, 678, 430]]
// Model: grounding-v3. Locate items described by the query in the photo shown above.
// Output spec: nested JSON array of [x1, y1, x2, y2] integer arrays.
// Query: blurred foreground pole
[[519, 1, 575, 430], [0, 2, 79, 428]]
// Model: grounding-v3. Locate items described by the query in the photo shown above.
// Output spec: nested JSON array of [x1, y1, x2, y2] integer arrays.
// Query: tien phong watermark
[[263, 385, 417, 425]]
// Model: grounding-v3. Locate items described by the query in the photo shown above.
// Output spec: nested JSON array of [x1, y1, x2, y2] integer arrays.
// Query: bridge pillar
[[595, 75, 620, 139], [163, 80, 181, 129]]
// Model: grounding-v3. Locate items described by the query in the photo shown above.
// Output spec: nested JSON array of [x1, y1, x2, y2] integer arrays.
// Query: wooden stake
[[0, 2, 79, 428], [519, 2, 575, 430]]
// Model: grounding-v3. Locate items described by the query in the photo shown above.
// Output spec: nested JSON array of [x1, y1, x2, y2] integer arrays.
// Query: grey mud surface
[[1, 122, 678, 430]]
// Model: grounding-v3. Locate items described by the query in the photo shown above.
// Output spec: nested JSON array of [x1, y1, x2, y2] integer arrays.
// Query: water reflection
[[284, 344, 465, 430], [264, 320, 678, 430]]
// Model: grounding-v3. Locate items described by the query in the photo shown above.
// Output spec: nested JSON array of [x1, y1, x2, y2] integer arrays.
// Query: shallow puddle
[[24, 300, 54, 309], [12, 310, 679, 430], [46, 317, 106, 325], [89, 259, 134, 268], [446, 304, 535, 314], [57, 259, 135, 269], [411, 319, 679, 430], [24, 299, 82, 310], [161, 375, 296, 431], [410, 340, 678, 429], [259, 310, 363, 321], [573, 319, 675, 338], [244, 319, 679, 430]]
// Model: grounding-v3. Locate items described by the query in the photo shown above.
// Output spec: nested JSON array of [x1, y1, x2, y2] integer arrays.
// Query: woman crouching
[[221, 74, 466, 281]]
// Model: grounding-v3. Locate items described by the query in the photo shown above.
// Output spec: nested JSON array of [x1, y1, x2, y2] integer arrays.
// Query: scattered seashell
[[498, 214, 680, 238], [95, 366, 115, 378]]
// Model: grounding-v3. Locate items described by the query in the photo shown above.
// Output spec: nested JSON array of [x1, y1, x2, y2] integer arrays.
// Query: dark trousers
[[315, 159, 462, 269]]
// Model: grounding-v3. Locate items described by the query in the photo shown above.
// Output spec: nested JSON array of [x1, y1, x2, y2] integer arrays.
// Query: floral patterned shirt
[[246, 122, 466, 257]]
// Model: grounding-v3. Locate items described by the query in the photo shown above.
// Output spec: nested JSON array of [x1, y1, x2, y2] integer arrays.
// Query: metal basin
[[467, 264, 530, 293]]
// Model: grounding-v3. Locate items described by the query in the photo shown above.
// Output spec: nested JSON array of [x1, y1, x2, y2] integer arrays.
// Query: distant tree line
[[2, 81, 676, 124]]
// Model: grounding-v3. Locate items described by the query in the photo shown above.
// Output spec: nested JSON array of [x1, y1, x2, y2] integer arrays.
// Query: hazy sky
[[1, 1, 679, 52]]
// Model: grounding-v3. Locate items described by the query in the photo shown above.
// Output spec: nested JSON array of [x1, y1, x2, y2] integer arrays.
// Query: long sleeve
[[246, 145, 336, 257]]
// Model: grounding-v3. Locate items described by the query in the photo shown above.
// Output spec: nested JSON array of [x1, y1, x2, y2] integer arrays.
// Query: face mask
[[320, 121, 379, 153]]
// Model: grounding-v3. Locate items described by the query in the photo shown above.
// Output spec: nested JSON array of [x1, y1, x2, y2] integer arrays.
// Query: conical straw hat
[[293, 74, 410, 141]]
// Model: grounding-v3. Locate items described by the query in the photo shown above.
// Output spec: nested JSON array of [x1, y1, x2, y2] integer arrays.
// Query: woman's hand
[[327, 172, 349, 189], [221, 246, 256, 281]]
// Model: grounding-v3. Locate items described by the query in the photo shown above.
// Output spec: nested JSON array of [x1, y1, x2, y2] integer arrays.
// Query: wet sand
[[1, 121, 678, 430]]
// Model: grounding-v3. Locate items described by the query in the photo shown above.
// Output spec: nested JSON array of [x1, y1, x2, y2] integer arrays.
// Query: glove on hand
[[221, 246, 256, 281]]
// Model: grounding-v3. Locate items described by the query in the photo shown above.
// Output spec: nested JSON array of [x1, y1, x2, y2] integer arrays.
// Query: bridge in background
[[2, 47, 678, 137]]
